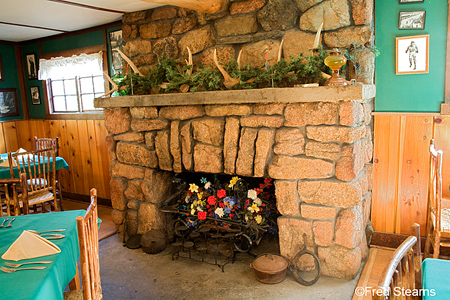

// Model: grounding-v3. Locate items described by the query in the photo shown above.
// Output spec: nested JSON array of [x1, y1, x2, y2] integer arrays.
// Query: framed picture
[[0, 54, 4, 82], [399, 0, 424, 3], [396, 35, 429, 75], [399, 11, 426, 30], [0, 88, 20, 117], [109, 30, 124, 74], [26, 53, 38, 80], [30, 86, 40, 105]]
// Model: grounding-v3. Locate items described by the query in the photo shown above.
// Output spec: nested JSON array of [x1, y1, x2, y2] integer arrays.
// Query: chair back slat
[[34, 137, 59, 156], [0, 174, 28, 215]]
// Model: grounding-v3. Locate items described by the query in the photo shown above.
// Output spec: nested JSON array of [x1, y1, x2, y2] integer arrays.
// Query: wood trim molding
[[442, 0, 450, 114]]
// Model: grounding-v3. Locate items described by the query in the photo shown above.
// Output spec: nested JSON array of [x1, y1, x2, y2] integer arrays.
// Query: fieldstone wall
[[122, 0, 375, 84], [100, 86, 375, 280]]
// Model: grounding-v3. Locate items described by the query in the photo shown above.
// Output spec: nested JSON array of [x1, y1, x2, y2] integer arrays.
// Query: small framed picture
[[109, 29, 124, 74], [399, 0, 424, 3], [26, 53, 38, 80], [30, 86, 40, 105], [0, 88, 20, 117], [396, 35, 429, 75], [0, 54, 4, 82], [399, 11, 425, 30]]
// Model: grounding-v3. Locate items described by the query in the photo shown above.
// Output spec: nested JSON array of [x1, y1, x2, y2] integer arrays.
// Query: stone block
[[336, 139, 371, 181], [151, 7, 177, 21], [111, 209, 125, 225], [306, 124, 366, 143], [110, 160, 145, 180], [335, 205, 364, 248], [122, 24, 138, 39], [140, 21, 172, 39], [138, 203, 167, 234], [124, 179, 145, 201], [178, 25, 215, 55], [104, 108, 131, 135], [113, 132, 144, 143], [278, 217, 314, 260], [130, 107, 158, 119], [116, 142, 158, 168], [216, 35, 253, 45], [236, 128, 258, 177], [230, 0, 266, 14], [274, 128, 305, 155], [349, 0, 373, 25], [141, 169, 173, 204], [298, 180, 363, 208], [294, 0, 324, 12], [124, 40, 152, 58], [275, 180, 300, 216], [300, 0, 351, 31], [127, 199, 140, 211], [192, 118, 225, 146], [362, 192, 372, 227], [145, 132, 156, 150], [356, 167, 369, 196], [252, 103, 285, 115], [205, 104, 251, 117], [318, 245, 362, 279], [257, 0, 298, 31], [155, 131, 173, 171], [200, 47, 235, 68], [193, 144, 223, 174], [363, 102, 373, 126], [240, 40, 280, 69], [313, 221, 333, 246], [224, 117, 240, 174], [105, 134, 116, 159], [305, 141, 340, 160], [153, 37, 179, 59], [132, 54, 157, 67], [170, 121, 182, 173], [366, 163, 373, 191], [285, 102, 338, 127], [110, 177, 128, 211], [131, 119, 169, 132], [126, 210, 138, 236], [254, 128, 275, 177], [339, 101, 364, 126], [159, 105, 204, 120], [323, 25, 372, 48], [301, 204, 336, 220], [283, 30, 316, 60], [240, 115, 284, 128], [215, 15, 258, 37], [180, 122, 193, 171], [122, 11, 147, 23], [268, 155, 334, 180], [173, 14, 197, 35]]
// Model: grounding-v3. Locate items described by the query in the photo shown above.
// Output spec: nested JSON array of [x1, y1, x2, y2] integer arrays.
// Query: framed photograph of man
[[109, 29, 124, 74], [399, 11, 425, 30], [0, 54, 4, 82], [26, 53, 38, 80], [30, 86, 40, 105], [396, 35, 429, 75], [399, 0, 424, 3], [0, 88, 20, 117]]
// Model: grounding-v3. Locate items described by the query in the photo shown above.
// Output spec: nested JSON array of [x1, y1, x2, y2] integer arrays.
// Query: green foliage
[[117, 47, 331, 95]]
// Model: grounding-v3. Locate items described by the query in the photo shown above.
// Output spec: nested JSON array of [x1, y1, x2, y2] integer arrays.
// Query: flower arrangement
[[178, 176, 277, 230]]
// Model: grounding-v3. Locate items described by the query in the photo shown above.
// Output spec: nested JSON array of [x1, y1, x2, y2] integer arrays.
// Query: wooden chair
[[8, 146, 58, 213], [34, 137, 64, 211], [424, 139, 450, 258], [64, 188, 102, 300], [0, 174, 28, 216], [373, 223, 422, 300]]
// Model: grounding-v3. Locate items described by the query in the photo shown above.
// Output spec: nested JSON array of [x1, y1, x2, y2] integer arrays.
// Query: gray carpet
[[99, 234, 360, 300]]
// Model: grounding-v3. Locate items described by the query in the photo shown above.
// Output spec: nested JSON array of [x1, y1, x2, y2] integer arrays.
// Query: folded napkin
[[0, 158, 17, 168], [1, 230, 61, 261]]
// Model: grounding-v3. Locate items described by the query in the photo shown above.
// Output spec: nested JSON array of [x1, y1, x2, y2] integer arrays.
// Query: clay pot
[[141, 230, 168, 254], [250, 254, 288, 284]]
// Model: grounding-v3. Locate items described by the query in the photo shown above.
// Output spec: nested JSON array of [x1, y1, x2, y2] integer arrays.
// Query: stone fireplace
[[96, 85, 375, 279]]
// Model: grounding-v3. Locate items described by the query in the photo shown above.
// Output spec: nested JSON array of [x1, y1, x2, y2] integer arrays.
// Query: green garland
[[118, 46, 330, 95]]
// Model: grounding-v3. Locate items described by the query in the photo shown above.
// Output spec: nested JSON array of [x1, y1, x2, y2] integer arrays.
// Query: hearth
[[95, 85, 376, 279]]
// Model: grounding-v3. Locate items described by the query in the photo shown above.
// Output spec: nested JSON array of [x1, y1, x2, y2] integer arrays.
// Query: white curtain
[[39, 52, 103, 80]]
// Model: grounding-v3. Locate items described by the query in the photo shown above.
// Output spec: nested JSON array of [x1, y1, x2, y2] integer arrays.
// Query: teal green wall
[[0, 43, 24, 121], [375, 1, 448, 112]]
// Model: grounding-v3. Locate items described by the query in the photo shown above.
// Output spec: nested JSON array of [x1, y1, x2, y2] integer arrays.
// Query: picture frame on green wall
[[30, 86, 40, 105], [396, 35, 429, 75], [399, 0, 424, 3], [0, 88, 19, 117], [0, 54, 4, 82], [399, 11, 425, 30], [26, 53, 38, 80]]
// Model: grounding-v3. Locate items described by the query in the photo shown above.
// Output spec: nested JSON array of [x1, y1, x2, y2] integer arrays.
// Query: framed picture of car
[[399, 11, 426, 30]]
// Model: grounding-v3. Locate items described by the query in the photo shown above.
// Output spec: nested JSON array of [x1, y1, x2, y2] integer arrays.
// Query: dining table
[[0, 152, 69, 180], [0, 210, 85, 300]]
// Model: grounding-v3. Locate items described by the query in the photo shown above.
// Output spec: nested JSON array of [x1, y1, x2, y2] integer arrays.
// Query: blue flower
[[200, 177, 208, 184]]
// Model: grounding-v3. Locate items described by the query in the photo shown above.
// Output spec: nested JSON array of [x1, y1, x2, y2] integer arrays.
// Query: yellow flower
[[197, 192, 203, 200], [255, 215, 262, 224], [189, 183, 199, 193], [191, 209, 196, 215], [248, 203, 259, 213], [229, 176, 240, 188]]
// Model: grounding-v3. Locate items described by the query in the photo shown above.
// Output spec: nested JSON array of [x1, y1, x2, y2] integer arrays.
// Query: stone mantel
[[95, 85, 376, 108]]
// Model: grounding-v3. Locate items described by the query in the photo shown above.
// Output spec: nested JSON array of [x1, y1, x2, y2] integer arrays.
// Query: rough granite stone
[[240, 40, 281, 69], [140, 21, 172, 39], [293, 0, 324, 12], [339, 101, 365, 126], [116, 142, 158, 168], [153, 37, 179, 59], [172, 14, 198, 35], [124, 179, 145, 201], [349, 0, 373, 25], [224, 117, 240, 175], [170, 121, 182, 173], [336, 138, 372, 181], [235, 128, 258, 177], [205, 104, 251, 117], [298, 180, 363, 208], [215, 15, 258, 37], [254, 128, 275, 177], [105, 134, 116, 159], [113, 132, 144, 143], [111, 209, 125, 225], [283, 30, 317, 60], [253, 103, 285, 115], [274, 128, 305, 155], [104, 108, 131, 135], [110, 177, 128, 211], [323, 26, 373, 48], [130, 107, 158, 119], [318, 245, 362, 279], [141, 168, 173, 204], [151, 7, 178, 21], [230, 0, 266, 14], [285, 102, 338, 127], [269, 156, 334, 179], [193, 144, 223, 173], [313, 221, 333, 246], [278, 217, 314, 260], [132, 54, 157, 67], [137, 203, 167, 234], [335, 205, 364, 248], [131, 119, 169, 132], [306, 124, 366, 143], [123, 11, 147, 23], [122, 24, 138, 40], [155, 131, 173, 171], [300, 0, 351, 31], [301, 204, 336, 220], [180, 122, 193, 171], [126, 210, 138, 236], [257, 0, 299, 31], [305, 141, 340, 160], [200, 47, 235, 68], [159, 105, 204, 120], [240, 115, 284, 128], [275, 180, 300, 216], [192, 118, 225, 146], [110, 160, 145, 180], [178, 25, 215, 55], [145, 132, 156, 150]]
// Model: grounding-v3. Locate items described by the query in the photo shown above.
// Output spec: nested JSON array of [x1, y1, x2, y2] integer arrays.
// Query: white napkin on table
[[1, 230, 61, 261]]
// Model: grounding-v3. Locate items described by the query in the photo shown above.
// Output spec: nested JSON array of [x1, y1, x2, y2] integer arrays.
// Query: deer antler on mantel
[[213, 49, 240, 89], [116, 49, 144, 77], [141, 0, 228, 14], [100, 71, 118, 97]]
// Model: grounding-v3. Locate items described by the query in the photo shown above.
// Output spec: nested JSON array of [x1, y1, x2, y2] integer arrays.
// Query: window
[[39, 52, 105, 113]]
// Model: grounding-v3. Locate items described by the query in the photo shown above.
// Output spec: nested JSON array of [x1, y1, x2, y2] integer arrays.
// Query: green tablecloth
[[0, 210, 85, 300], [422, 258, 450, 300], [0, 153, 69, 179]]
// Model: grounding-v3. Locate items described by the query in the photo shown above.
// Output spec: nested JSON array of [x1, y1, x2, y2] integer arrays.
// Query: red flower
[[262, 203, 266, 207], [219, 202, 225, 208], [198, 211, 207, 220], [229, 213, 234, 217], [259, 183, 265, 189], [217, 189, 226, 198], [255, 188, 263, 195], [185, 213, 189, 216], [264, 178, 272, 184], [207, 196, 216, 206]]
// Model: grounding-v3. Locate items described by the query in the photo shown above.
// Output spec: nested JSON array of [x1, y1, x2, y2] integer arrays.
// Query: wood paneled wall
[[373, 114, 450, 235], [0, 119, 110, 199]]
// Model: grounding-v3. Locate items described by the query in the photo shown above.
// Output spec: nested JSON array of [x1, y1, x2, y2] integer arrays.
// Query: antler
[[278, 39, 284, 62], [115, 49, 143, 77], [99, 71, 118, 97], [214, 49, 240, 89], [313, 22, 323, 50], [185, 46, 193, 76]]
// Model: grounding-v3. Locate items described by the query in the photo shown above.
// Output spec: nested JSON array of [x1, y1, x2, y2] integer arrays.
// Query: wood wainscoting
[[373, 113, 450, 236], [0, 119, 110, 200]]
